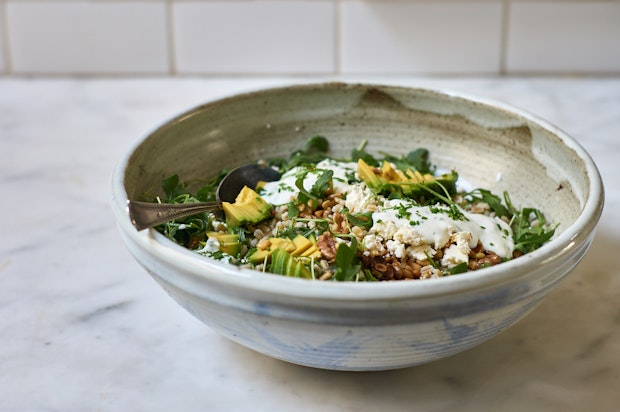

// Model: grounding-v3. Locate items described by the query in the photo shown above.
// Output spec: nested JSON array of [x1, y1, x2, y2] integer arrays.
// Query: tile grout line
[[499, 0, 511, 76], [166, 0, 176, 76], [334, 0, 341, 76], [1, 0, 13, 74]]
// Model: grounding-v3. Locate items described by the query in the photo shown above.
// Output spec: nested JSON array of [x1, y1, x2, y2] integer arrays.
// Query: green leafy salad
[[151, 136, 556, 281]]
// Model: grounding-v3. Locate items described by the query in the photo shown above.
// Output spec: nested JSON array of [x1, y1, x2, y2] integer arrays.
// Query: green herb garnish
[[332, 237, 362, 282]]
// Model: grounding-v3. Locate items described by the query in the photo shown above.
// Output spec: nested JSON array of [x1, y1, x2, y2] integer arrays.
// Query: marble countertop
[[1, 76, 618, 411]]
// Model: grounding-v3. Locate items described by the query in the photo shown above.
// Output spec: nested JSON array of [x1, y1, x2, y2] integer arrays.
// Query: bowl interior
[[123, 83, 593, 241]]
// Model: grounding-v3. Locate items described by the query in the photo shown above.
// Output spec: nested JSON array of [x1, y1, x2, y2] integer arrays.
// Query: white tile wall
[[7, 1, 169, 75], [0, 2, 6, 73], [340, 1, 503, 74], [173, 1, 335, 74], [506, 1, 620, 73], [1, 0, 619, 76], [0, 3, 8, 75]]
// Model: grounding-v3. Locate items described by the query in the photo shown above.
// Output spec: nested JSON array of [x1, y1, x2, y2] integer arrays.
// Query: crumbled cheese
[[441, 232, 472, 268], [393, 226, 424, 246], [420, 265, 442, 279], [204, 237, 220, 253], [369, 199, 514, 258], [362, 234, 386, 256], [345, 183, 377, 214], [386, 239, 406, 259], [406, 244, 435, 261], [371, 219, 399, 240], [210, 216, 227, 232]]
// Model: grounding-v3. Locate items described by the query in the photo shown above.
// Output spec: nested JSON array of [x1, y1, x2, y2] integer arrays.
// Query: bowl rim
[[110, 81, 604, 301]]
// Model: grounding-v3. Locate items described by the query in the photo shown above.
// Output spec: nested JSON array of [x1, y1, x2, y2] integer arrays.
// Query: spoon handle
[[127, 200, 222, 231]]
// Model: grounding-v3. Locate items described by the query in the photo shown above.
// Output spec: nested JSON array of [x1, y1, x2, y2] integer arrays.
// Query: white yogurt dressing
[[371, 199, 514, 258], [259, 159, 357, 205]]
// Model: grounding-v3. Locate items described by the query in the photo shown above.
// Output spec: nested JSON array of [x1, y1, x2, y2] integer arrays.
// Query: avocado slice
[[206, 232, 238, 243], [292, 235, 313, 255], [357, 158, 457, 197], [206, 232, 242, 256], [270, 248, 312, 279], [220, 242, 242, 256], [221, 186, 272, 228], [293, 235, 320, 258], [247, 248, 270, 264], [356, 159, 384, 189], [269, 237, 297, 253], [247, 234, 320, 264]]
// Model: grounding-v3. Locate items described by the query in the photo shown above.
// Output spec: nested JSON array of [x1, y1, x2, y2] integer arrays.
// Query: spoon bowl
[[127, 163, 279, 230]]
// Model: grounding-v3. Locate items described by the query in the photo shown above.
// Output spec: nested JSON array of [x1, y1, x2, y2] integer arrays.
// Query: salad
[[151, 136, 556, 281]]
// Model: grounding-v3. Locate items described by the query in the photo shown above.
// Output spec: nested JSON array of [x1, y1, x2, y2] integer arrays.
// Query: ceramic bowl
[[111, 83, 603, 371]]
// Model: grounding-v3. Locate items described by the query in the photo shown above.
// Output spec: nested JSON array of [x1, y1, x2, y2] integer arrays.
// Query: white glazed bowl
[[111, 83, 603, 371]]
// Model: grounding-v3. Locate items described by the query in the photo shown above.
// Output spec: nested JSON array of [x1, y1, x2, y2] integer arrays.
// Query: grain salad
[[152, 137, 556, 281]]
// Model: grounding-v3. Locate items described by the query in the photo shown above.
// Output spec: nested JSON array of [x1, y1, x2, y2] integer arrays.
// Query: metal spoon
[[127, 164, 280, 231]]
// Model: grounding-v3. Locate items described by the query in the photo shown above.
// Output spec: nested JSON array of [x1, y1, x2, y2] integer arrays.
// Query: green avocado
[[221, 186, 272, 228], [356, 159, 384, 189], [206, 232, 242, 256], [357, 158, 458, 197], [270, 248, 312, 279], [247, 235, 320, 264]]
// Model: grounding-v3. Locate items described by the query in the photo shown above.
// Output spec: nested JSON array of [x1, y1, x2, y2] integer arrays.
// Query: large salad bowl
[[111, 83, 603, 370]]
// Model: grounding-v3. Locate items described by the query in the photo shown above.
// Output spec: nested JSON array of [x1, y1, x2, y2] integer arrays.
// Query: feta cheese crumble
[[367, 199, 514, 264]]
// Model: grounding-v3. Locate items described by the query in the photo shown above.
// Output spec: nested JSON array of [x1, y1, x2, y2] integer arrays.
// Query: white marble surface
[[1, 76, 618, 411]]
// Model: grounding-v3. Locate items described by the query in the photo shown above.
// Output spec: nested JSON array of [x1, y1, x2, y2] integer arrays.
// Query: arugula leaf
[[405, 148, 432, 174], [464, 189, 511, 218], [361, 269, 378, 281], [266, 156, 288, 171], [295, 171, 314, 205], [416, 179, 467, 221], [274, 135, 330, 173], [382, 148, 434, 174], [511, 207, 557, 254], [295, 169, 333, 209], [304, 135, 329, 153], [195, 169, 229, 202], [311, 170, 333, 198], [156, 174, 216, 248], [333, 237, 362, 281], [448, 262, 469, 275], [161, 174, 187, 199], [287, 201, 300, 218], [500, 192, 556, 253], [345, 210, 374, 228], [351, 140, 379, 166]]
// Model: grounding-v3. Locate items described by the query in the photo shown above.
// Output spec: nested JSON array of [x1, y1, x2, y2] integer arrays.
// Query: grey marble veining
[[1, 77, 618, 411]]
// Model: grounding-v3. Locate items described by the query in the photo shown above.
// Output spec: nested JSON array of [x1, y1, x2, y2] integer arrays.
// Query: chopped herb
[[394, 203, 412, 219]]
